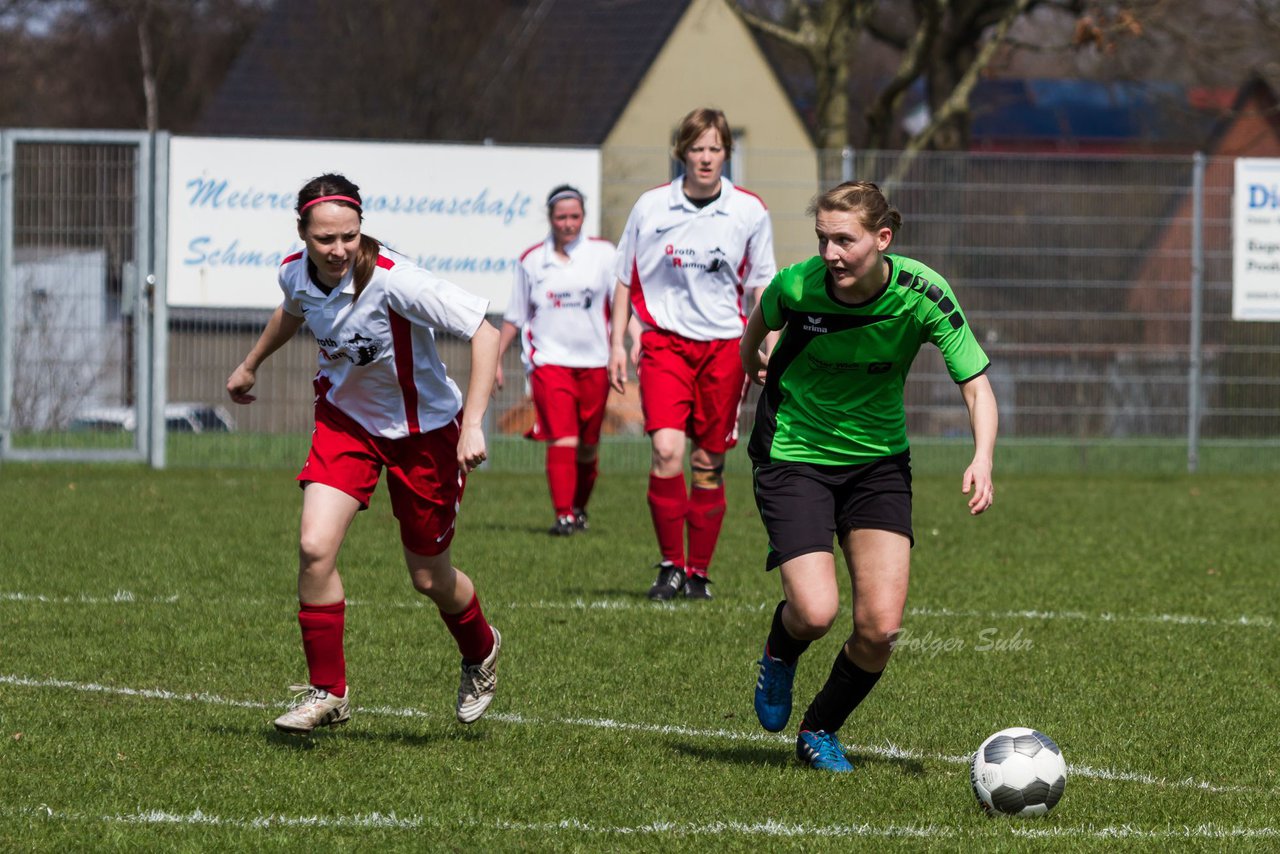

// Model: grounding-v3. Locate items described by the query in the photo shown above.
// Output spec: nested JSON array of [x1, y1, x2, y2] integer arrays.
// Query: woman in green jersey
[[740, 180, 998, 772]]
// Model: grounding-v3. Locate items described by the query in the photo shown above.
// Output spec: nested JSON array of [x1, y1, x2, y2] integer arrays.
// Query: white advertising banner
[[166, 136, 602, 311], [1232, 157, 1280, 321]]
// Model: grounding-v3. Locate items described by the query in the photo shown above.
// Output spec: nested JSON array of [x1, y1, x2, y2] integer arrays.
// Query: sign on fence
[[166, 136, 601, 312], [1232, 157, 1280, 321]]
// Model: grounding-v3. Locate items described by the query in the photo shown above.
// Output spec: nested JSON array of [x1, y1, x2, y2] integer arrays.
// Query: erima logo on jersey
[[802, 316, 828, 333]]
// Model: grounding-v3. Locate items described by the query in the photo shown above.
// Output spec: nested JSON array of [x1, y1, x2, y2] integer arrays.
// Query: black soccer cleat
[[548, 515, 576, 536], [683, 573, 712, 600], [647, 561, 686, 601]]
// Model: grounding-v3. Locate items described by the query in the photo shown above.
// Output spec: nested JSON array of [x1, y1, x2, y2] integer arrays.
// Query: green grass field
[[2, 461, 1278, 851]]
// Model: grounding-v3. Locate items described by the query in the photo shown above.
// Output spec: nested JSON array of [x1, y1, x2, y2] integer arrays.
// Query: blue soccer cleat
[[796, 730, 854, 772], [754, 646, 796, 732]]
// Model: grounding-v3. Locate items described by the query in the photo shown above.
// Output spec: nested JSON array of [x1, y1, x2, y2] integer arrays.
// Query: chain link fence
[[4, 140, 1276, 473]]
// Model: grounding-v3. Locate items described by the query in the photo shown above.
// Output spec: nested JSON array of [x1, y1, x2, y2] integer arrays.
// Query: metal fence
[[3, 136, 1276, 474]]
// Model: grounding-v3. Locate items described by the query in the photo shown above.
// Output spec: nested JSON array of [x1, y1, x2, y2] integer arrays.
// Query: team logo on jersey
[[807, 354, 895, 375], [705, 246, 727, 273], [665, 243, 723, 272], [346, 333, 380, 366], [318, 333, 380, 366], [545, 289, 592, 310]]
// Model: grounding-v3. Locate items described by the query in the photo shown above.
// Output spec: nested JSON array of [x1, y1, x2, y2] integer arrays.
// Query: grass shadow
[[671, 740, 928, 776], [236, 723, 465, 749]]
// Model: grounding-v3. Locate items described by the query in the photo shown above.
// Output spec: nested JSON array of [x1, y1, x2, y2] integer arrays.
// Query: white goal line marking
[[0, 673, 1262, 796], [2, 590, 1274, 630], [9, 805, 1280, 841]]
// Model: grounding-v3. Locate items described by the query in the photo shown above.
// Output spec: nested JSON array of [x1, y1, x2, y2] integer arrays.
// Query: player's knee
[[406, 550, 455, 598], [690, 465, 724, 489], [787, 600, 838, 639], [650, 445, 682, 472], [854, 622, 899, 663], [297, 533, 339, 575], [410, 565, 455, 599]]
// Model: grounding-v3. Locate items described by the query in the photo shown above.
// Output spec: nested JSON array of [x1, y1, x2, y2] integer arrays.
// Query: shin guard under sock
[[646, 473, 688, 568], [800, 648, 883, 734], [298, 600, 347, 697], [440, 593, 495, 664]]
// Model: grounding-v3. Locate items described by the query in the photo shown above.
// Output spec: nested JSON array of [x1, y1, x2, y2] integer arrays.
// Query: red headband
[[300, 194, 362, 214]]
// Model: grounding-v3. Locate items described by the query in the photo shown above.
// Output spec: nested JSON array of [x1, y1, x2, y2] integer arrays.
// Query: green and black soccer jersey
[[748, 254, 989, 466]]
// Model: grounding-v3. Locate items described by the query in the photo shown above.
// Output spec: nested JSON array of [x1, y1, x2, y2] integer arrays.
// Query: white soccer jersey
[[614, 177, 776, 341], [503, 234, 616, 371], [278, 246, 489, 439]]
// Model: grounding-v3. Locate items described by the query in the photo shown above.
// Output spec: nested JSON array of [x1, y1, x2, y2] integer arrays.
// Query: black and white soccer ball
[[969, 727, 1066, 817]]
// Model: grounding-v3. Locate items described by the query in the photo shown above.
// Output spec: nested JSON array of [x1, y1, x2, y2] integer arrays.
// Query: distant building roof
[[964, 79, 1232, 153], [198, 0, 694, 145]]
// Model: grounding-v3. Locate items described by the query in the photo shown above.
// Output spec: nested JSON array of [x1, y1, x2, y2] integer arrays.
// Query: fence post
[[841, 147, 854, 183], [149, 131, 170, 469], [1187, 152, 1205, 474], [0, 130, 11, 460]]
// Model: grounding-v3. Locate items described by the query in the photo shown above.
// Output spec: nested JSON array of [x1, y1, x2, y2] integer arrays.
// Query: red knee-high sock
[[440, 593, 495, 664], [647, 473, 688, 568], [298, 601, 346, 697], [546, 445, 577, 517], [573, 458, 598, 512], [686, 483, 726, 576]]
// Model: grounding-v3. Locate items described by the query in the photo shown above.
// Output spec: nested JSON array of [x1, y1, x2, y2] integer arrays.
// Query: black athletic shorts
[[752, 451, 913, 571]]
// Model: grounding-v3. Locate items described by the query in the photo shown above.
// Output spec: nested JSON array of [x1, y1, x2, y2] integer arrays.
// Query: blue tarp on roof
[[965, 79, 1212, 143]]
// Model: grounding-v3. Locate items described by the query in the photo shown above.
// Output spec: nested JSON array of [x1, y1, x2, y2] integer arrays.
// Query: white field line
[[10, 805, 1280, 841], [3, 590, 1275, 630], [0, 591, 180, 605], [0, 673, 1264, 797], [12, 805, 952, 838]]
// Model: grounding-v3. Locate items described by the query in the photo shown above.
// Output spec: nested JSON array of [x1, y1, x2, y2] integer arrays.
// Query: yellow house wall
[[600, 0, 819, 269]]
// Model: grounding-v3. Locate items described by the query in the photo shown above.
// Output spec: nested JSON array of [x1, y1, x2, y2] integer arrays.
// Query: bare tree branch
[[887, 0, 1035, 189], [865, 0, 944, 149]]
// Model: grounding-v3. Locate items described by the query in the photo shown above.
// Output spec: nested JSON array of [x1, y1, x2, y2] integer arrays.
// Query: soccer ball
[[969, 727, 1066, 817]]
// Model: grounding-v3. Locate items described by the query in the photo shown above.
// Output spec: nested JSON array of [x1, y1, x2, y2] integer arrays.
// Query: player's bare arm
[[626, 314, 643, 369], [959, 373, 998, 515], [740, 303, 771, 386], [459, 320, 500, 472], [749, 287, 780, 360], [607, 280, 632, 393], [226, 306, 305, 404], [494, 320, 520, 392]]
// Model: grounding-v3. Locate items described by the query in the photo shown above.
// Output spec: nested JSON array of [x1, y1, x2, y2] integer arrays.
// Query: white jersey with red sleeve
[[278, 246, 489, 439], [613, 177, 775, 342], [503, 234, 616, 371]]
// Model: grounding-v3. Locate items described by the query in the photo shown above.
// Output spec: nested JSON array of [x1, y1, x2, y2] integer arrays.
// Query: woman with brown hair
[[608, 108, 777, 601], [227, 172, 503, 733], [742, 181, 997, 771]]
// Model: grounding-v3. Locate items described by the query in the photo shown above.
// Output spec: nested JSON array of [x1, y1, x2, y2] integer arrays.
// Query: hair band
[[300, 194, 362, 214], [547, 189, 584, 208]]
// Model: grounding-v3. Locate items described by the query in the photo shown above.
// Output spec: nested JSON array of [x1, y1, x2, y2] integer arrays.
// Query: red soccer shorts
[[298, 398, 465, 555], [527, 364, 610, 444], [638, 329, 748, 454]]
